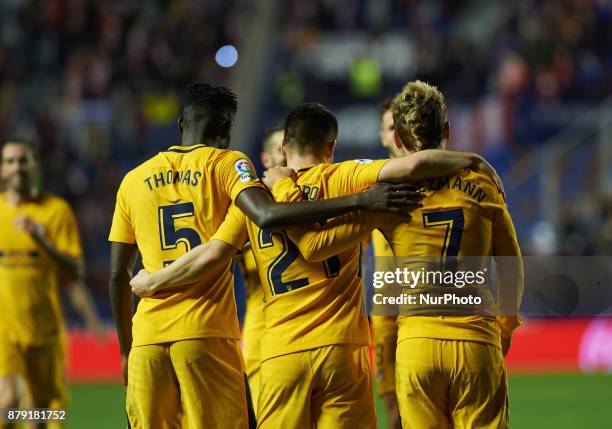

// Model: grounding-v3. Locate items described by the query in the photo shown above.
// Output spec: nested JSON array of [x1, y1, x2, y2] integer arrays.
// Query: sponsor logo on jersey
[[235, 159, 257, 182], [355, 159, 374, 164]]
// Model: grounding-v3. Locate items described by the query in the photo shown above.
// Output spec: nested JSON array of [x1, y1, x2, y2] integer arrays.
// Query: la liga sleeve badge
[[234, 159, 258, 182]]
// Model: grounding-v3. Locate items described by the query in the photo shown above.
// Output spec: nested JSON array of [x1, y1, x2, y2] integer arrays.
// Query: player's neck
[[5, 188, 33, 206], [287, 153, 327, 169], [180, 133, 204, 147]]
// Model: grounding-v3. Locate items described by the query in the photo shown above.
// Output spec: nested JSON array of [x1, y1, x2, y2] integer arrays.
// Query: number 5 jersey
[[108, 144, 264, 347]]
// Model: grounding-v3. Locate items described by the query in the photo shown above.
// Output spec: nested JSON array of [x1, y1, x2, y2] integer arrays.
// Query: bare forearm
[[237, 188, 366, 230], [32, 232, 79, 279], [379, 150, 481, 182], [69, 282, 102, 329], [262, 194, 366, 229], [289, 212, 375, 261], [109, 278, 132, 356], [410, 150, 479, 179], [147, 243, 214, 291]]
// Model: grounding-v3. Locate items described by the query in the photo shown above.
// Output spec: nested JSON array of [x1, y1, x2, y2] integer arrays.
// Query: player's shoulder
[[334, 158, 378, 169], [459, 168, 505, 203], [38, 191, 67, 206], [36, 192, 74, 215], [304, 158, 377, 175], [216, 149, 255, 171]]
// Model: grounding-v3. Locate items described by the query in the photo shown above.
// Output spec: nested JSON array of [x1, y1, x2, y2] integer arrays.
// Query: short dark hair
[[283, 102, 338, 155], [262, 124, 284, 152], [379, 98, 393, 120], [182, 82, 238, 141]]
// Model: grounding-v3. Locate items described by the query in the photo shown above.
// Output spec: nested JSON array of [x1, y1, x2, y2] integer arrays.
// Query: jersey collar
[[165, 144, 207, 153]]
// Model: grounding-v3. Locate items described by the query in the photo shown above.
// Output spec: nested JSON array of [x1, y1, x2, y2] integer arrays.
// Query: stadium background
[[0, 0, 611, 427]]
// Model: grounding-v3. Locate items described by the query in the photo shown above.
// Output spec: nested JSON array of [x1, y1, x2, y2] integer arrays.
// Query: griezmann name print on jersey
[[235, 159, 257, 182], [355, 159, 374, 164]]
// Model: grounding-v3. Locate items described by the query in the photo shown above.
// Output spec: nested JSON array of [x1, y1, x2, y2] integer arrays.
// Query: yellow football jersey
[[0, 193, 82, 345], [108, 144, 264, 347], [252, 159, 387, 361], [237, 244, 265, 377], [379, 169, 522, 348]]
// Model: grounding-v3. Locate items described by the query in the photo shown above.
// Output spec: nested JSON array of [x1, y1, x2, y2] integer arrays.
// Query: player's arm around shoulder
[[130, 203, 247, 297], [377, 149, 504, 193], [262, 167, 421, 262], [130, 240, 238, 297]]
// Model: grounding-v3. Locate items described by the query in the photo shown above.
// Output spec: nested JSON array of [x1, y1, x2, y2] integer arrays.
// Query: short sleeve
[[211, 203, 248, 250], [327, 159, 388, 195], [215, 151, 266, 201], [108, 179, 136, 244], [270, 176, 303, 202], [49, 200, 83, 258]]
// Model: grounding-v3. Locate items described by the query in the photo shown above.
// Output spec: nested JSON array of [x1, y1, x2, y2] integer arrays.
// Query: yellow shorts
[[242, 332, 261, 414], [396, 338, 508, 429], [246, 366, 260, 417], [0, 337, 66, 408], [373, 331, 397, 396], [257, 344, 376, 429], [126, 338, 248, 429]]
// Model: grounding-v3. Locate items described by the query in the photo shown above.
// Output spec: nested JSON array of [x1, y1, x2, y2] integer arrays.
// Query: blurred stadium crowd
[[0, 0, 611, 319]]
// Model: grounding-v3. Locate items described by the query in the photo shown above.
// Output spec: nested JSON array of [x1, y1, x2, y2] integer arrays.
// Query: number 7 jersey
[[108, 144, 264, 347], [379, 168, 522, 348]]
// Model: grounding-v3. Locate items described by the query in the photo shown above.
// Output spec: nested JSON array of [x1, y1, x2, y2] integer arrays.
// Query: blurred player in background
[[0, 141, 103, 427], [129, 102, 500, 429], [371, 99, 402, 429], [236, 125, 285, 414], [378, 81, 524, 429], [110, 84, 409, 429]]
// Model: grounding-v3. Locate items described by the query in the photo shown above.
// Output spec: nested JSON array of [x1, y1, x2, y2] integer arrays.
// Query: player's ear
[[443, 121, 450, 142], [327, 140, 335, 158], [393, 130, 404, 151], [178, 117, 184, 134], [280, 139, 288, 160]]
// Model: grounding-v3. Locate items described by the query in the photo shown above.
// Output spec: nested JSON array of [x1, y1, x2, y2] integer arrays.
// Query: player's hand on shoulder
[[362, 182, 424, 214], [130, 269, 155, 297], [262, 166, 296, 189]]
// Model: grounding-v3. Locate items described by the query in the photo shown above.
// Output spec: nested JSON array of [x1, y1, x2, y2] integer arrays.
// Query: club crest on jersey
[[235, 159, 257, 182], [355, 159, 374, 164]]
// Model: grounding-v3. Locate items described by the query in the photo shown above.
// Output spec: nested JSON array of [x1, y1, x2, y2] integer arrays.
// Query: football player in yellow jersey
[[382, 81, 523, 429], [371, 98, 403, 429], [0, 141, 103, 426], [265, 83, 523, 429], [237, 125, 285, 414], [128, 102, 499, 429], [109, 84, 412, 429]]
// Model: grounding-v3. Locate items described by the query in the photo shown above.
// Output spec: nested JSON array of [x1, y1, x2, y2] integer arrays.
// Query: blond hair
[[391, 80, 447, 152]]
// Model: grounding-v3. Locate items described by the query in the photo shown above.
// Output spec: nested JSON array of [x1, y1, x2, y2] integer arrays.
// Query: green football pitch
[[66, 374, 611, 428]]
